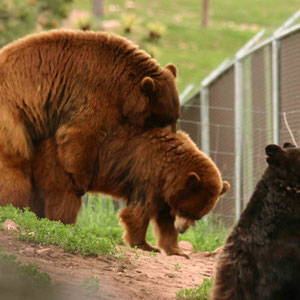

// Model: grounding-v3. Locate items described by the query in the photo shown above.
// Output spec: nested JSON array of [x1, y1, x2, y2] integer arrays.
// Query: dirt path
[[0, 231, 218, 299]]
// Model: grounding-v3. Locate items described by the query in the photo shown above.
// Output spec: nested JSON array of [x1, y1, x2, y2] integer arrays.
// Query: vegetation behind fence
[[179, 14, 300, 224]]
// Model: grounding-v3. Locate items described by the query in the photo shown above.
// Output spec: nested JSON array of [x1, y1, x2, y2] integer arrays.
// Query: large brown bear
[[31, 127, 230, 257], [0, 29, 180, 209], [212, 143, 300, 300]]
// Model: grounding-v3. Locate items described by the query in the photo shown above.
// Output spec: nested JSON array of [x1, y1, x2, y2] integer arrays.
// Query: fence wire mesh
[[207, 67, 236, 223], [179, 25, 300, 225], [279, 30, 300, 145], [242, 45, 273, 207], [178, 93, 201, 147]]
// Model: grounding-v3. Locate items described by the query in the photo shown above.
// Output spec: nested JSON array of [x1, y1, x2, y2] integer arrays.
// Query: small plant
[[81, 275, 100, 297], [77, 17, 92, 31], [115, 247, 127, 259], [174, 263, 181, 271], [0, 248, 56, 300], [176, 278, 214, 300], [132, 246, 140, 259], [149, 250, 158, 257], [146, 22, 166, 39], [121, 14, 140, 33], [144, 43, 160, 58]]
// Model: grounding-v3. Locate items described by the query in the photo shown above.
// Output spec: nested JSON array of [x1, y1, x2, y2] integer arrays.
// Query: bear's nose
[[174, 216, 191, 233]]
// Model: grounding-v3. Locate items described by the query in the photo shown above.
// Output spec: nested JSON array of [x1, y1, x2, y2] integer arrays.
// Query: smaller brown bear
[[212, 143, 300, 300], [32, 127, 230, 257]]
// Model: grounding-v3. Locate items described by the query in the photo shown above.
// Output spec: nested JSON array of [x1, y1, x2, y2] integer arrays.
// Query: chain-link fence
[[179, 17, 300, 224]]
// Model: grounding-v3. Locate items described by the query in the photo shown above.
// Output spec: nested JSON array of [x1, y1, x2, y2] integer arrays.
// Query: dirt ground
[[0, 229, 219, 300]]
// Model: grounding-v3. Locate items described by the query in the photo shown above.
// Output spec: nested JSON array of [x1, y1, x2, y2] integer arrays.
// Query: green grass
[[71, 0, 300, 94], [78, 195, 229, 252], [0, 204, 117, 256], [0, 247, 103, 299], [0, 195, 229, 256], [176, 278, 214, 300], [77, 194, 123, 245], [81, 275, 100, 297], [0, 247, 57, 300], [178, 215, 229, 252]]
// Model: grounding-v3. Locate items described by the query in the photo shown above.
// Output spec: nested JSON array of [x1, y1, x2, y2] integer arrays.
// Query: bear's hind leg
[[0, 153, 33, 210], [33, 138, 82, 225], [119, 205, 160, 252], [43, 191, 82, 225], [153, 208, 189, 258]]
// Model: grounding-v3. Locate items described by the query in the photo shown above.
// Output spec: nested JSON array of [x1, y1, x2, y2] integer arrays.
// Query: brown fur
[[0, 29, 180, 208], [31, 127, 229, 257]]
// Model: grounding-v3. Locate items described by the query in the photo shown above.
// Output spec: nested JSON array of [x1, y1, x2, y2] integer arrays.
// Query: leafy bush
[[121, 13, 140, 33], [146, 22, 166, 39]]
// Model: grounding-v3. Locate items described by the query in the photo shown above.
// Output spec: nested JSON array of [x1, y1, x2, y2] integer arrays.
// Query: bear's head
[[166, 171, 230, 234], [265, 143, 300, 190], [121, 64, 180, 133]]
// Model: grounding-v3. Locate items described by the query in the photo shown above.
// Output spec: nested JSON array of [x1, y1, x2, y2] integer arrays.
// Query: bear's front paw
[[164, 248, 190, 259], [134, 242, 161, 253]]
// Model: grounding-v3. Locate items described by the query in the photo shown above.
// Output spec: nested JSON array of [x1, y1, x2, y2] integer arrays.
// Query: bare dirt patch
[[0, 231, 218, 299]]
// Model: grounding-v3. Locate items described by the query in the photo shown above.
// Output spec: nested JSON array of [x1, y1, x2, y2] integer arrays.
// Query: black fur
[[212, 143, 300, 300]]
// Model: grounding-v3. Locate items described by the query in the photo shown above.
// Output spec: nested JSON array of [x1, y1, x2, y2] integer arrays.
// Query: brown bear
[[0, 29, 180, 209], [212, 143, 300, 300], [31, 127, 230, 257]]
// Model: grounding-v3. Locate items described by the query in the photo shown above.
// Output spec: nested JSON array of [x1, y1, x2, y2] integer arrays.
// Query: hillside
[[71, 0, 300, 93]]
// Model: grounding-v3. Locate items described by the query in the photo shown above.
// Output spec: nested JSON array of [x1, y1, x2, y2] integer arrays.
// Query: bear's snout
[[174, 216, 194, 233]]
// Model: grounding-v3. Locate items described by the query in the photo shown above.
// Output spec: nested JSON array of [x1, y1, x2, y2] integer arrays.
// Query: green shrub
[[121, 13, 140, 33], [0, 248, 56, 300], [176, 278, 214, 300], [146, 22, 166, 39]]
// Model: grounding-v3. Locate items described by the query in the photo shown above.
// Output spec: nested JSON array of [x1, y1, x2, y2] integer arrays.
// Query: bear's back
[[0, 30, 160, 77]]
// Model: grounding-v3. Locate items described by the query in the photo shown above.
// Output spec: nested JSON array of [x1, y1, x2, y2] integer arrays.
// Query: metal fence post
[[234, 58, 243, 220], [200, 86, 210, 155], [272, 38, 280, 144]]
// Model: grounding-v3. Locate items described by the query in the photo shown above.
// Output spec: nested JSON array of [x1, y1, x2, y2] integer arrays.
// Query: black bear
[[212, 143, 300, 300]]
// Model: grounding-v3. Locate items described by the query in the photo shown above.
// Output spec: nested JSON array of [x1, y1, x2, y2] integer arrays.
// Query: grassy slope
[[72, 0, 300, 93]]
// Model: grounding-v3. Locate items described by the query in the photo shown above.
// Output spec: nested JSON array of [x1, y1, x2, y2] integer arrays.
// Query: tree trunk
[[201, 0, 210, 28], [92, 0, 104, 18]]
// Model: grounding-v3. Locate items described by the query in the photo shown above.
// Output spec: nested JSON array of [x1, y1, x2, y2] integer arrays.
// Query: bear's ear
[[283, 142, 296, 149], [186, 172, 201, 189], [141, 77, 155, 94], [165, 63, 177, 78], [220, 181, 230, 195], [265, 144, 286, 165]]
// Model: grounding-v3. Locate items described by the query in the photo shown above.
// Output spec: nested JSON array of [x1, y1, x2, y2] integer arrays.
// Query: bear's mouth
[[174, 216, 194, 234]]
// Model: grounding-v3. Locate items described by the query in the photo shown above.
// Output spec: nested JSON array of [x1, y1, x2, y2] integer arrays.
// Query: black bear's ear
[[141, 77, 155, 94], [165, 63, 177, 78], [186, 172, 201, 189], [265, 144, 286, 165], [220, 181, 230, 195], [283, 142, 296, 149]]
